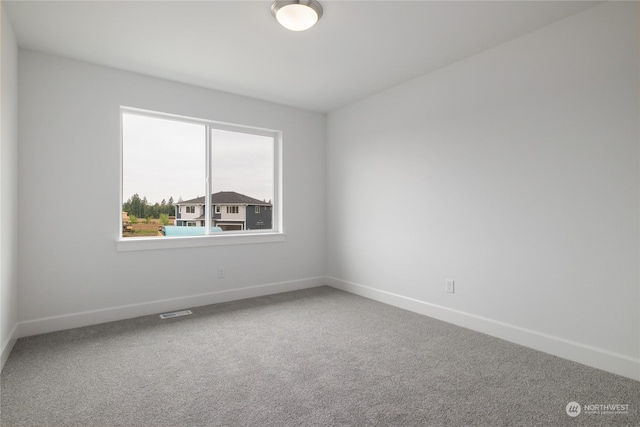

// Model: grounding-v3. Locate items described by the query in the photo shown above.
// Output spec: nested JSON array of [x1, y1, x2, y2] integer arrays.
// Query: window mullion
[[204, 125, 212, 234]]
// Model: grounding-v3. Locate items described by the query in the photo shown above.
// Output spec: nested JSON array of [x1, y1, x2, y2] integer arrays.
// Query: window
[[120, 108, 281, 248], [255, 206, 260, 213]]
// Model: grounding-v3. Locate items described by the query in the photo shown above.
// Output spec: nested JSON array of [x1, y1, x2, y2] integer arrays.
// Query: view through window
[[121, 109, 277, 238]]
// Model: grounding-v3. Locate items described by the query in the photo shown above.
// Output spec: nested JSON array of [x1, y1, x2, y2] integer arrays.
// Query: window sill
[[116, 232, 285, 252]]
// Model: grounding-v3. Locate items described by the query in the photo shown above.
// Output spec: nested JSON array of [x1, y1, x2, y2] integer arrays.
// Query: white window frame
[[255, 206, 260, 214], [118, 107, 284, 252]]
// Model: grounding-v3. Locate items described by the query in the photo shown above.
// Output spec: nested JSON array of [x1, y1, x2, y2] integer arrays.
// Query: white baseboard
[[18, 276, 326, 338], [13, 275, 640, 381], [327, 276, 640, 381], [1, 323, 19, 372]]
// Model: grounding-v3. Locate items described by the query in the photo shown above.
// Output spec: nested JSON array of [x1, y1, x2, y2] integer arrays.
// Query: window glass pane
[[122, 113, 205, 238], [121, 109, 279, 241], [211, 129, 274, 231]]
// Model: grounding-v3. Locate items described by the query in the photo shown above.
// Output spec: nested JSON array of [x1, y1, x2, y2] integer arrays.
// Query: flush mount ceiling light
[[271, 0, 323, 31]]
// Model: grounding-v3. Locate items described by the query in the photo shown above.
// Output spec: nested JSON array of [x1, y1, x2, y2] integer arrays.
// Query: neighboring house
[[175, 191, 272, 231]]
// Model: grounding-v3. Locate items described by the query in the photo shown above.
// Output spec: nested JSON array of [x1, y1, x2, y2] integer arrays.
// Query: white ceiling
[[4, 0, 600, 113]]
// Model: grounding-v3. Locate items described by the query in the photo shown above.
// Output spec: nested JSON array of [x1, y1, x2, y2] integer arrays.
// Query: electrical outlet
[[446, 280, 455, 294], [218, 267, 225, 279]]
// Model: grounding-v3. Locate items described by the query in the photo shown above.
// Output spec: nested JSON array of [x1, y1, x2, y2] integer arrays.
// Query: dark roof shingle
[[179, 191, 271, 206]]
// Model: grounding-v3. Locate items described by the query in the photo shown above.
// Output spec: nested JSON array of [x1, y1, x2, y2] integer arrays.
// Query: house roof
[[179, 191, 271, 206]]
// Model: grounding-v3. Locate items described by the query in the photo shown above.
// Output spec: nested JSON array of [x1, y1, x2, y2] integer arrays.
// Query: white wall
[[1, 3, 20, 370], [17, 51, 326, 335], [326, 2, 639, 380]]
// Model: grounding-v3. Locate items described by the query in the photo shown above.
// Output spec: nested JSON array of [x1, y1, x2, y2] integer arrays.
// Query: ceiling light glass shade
[[271, 0, 323, 31]]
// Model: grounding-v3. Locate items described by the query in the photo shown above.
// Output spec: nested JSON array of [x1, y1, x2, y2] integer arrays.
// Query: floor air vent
[[159, 309, 193, 319]]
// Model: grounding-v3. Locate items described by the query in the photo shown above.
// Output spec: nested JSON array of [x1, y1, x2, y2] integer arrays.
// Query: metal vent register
[[159, 310, 193, 319]]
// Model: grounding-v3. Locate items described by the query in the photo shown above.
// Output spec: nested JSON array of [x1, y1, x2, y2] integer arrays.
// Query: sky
[[122, 113, 274, 205]]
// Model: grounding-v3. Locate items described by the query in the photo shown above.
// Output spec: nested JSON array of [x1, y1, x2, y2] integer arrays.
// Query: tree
[[159, 213, 170, 225], [123, 193, 176, 219], [160, 199, 167, 216], [167, 197, 175, 216], [125, 193, 143, 218], [146, 203, 159, 219], [129, 214, 138, 225]]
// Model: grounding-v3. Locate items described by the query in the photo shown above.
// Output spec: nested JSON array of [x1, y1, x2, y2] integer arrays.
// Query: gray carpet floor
[[1, 286, 638, 427]]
